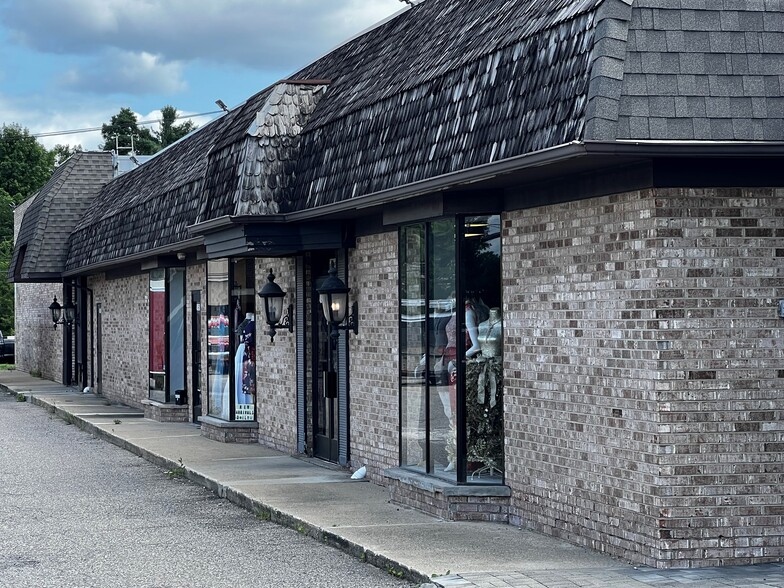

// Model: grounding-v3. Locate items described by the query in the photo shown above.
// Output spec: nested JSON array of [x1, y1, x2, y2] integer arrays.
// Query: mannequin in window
[[235, 313, 255, 408], [440, 294, 487, 471]]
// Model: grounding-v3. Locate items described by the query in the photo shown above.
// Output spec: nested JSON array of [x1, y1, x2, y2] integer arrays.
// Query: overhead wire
[[31, 109, 223, 139]]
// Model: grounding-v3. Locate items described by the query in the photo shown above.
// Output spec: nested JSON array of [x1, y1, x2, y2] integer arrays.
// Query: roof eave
[[288, 141, 589, 221], [62, 236, 205, 278]]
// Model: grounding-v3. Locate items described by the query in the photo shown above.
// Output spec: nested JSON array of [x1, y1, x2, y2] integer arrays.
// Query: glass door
[[191, 290, 202, 422], [312, 253, 339, 462]]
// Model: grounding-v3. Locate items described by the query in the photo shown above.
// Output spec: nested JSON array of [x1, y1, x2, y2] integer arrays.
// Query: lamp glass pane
[[331, 292, 348, 324], [266, 296, 282, 325], [319, 293, 331, 323]]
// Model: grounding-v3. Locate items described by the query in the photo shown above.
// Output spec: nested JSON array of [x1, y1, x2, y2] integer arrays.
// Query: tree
[[0, 124, 56, 204], [100, 107, 158, 155], [156, 105, 196, 148], [0, 125, 58, 335], [51, 143, 83, 166]]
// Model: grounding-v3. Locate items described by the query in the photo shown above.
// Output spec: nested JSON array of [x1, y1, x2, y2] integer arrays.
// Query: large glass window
[[149, 268, 186, 402], [149, 269, 166, 401], [400, 215, 503, 484], [207, 259, 256, 421]]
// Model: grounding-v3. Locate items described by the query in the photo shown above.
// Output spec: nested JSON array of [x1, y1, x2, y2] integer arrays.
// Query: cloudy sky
[[0, 0, 407, 150]]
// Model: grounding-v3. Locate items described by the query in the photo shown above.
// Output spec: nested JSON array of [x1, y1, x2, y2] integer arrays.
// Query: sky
[[0, 0, 408, 151]]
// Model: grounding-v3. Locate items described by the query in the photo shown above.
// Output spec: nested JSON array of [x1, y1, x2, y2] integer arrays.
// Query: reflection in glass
[[400, 224, 427, 470], [232, 259, 256, 421], [399, 214, 503, 484], [168, 268, 186, 401], [149, 269, 166, 402], [207, 260, 230, 419], [428, 220, 456, 477], [461, 215, 503, 482]]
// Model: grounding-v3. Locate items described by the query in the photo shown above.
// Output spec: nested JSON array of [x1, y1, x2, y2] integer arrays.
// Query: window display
[[207, 258, 256, 421], [399, 215, 503, 484]]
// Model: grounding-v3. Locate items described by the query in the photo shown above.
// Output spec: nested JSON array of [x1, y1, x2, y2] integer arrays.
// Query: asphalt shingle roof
[[615, 0, 784, 140], [10, 151, 113, 281]]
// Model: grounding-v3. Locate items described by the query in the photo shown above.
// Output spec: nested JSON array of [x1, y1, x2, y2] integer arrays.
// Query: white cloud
[[0, 0, 406, 70], [0, 0, 409, 151], [0, 94, 116, 151], [58, 50, 188, 95]]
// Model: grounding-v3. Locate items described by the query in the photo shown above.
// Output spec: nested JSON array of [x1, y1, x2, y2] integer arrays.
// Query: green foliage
[[51, 144, 82, 166], [156, 105, 196, 148], [0, 124, 59, 334], [100, 106, 197, 155], [100, 107, 159, 155], [165, 457, 186, 479], [16, 393, 26, 402], [0, 124, 56, 205]]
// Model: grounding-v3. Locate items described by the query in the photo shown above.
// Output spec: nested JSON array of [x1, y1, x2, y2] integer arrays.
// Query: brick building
[[10, 0, 784, 568]]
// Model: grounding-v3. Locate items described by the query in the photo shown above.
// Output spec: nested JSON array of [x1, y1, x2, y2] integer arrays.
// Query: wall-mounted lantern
[[48, 296, 76, 329], [317, 263, 358, 339], [257, 269, 293, 343]]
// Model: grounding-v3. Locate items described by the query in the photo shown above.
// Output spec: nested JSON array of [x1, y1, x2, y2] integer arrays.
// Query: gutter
[[188, 141, 589, 236], [585, 139, 784, 157], [188, 138, 784, 235], [79, 138, 784, 269], [62, 236, 204, 278]]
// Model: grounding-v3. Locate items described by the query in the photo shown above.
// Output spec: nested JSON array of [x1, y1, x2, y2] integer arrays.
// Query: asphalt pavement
[[1, 369, 783, 588]]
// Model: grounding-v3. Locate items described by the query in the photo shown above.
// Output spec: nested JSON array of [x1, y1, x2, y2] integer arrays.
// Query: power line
[[32, 110, 223, 139]]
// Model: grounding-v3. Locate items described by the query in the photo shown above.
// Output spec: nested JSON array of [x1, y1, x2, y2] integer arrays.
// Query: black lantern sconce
[[317, 263, 358, 339], [49, 296, 76, 329], [257, 269, 293, 343]]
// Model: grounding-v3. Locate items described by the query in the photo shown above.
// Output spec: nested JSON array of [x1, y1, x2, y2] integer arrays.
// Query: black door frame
[[191, 290, 202, 422], [311, 252, 339, 462]]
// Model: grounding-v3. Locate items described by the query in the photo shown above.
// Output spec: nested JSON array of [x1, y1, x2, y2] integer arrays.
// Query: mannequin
[[478, 308, 502, 358], [235, 312, 255, 411], [465, 302, 481, 358], [440, 296, 486, 472]]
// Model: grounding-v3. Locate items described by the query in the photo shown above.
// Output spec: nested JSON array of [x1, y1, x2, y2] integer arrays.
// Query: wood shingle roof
[[287, 0, 602, 209], [38, 0, 784, 276]]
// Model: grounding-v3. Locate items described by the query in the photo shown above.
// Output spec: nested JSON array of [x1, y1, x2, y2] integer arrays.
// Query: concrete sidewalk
[[2, 369, 783, 588]]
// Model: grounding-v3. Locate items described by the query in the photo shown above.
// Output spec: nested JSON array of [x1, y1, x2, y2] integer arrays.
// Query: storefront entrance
[[311, 253, 340, 462]]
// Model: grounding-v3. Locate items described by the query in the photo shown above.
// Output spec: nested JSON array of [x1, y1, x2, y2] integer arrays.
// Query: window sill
[[197, 416, 259, 429]]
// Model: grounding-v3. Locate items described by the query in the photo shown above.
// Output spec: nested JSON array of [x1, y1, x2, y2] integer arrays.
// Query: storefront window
[[399, 215, 503, 484], [168, 268, 186, 400], [207, 259, 256, 421], [149, 269, 166, 401], [149, 268, 186, 402], [461, 215, 503, 481]]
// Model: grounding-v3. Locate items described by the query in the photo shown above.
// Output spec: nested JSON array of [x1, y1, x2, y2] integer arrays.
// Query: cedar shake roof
[[50, 0, 784, 274], [9, 151, 113, 281], [196, 82, 328, 223], [288, 0, 603, 209], [65, 101, 242, 272]]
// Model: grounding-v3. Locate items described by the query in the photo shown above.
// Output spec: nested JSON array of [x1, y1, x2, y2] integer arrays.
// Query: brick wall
[[254, 258, 298, 452], [13, 198, 64, 382], [89, 273, 149, 408], [503, 187, 784, 568], [14, 282, 65, 382], [348, 231, 400, 483], [650, 187, 784, 567]]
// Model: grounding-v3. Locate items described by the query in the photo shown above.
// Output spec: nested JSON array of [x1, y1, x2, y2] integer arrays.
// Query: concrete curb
[[27, 393, 431, 586]]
